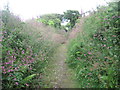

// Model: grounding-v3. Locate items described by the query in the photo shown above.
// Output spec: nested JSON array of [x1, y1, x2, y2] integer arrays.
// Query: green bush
[[67, 2, 120, 88], [1, 8, 56, 89]]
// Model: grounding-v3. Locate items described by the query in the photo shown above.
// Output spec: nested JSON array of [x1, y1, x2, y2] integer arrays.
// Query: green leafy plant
[[67, 2, 119, 88]]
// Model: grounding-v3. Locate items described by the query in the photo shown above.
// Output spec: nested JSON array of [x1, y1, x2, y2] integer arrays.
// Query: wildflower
[[22, 50, 24, 54], [112, 35, 116, 37], [10, 69, 14, 72], [104, 18, 107, 20], [4, 31, 7, 33], [25, 83, 29, 86], [3, 72, 6, 74], [15, 82, 18, 85], [7, 70, 11, 72], [5, 62, 10, 65], [14, 78, 16, 80], [112, 16, 116, 18], [15, 68, 18, 71], [102, 44, 106, 47], [88, 51, 92, 55], [2, 66, 4, 69]]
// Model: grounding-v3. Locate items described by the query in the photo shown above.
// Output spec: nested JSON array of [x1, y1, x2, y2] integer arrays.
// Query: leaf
[[76, 51, 80, 54], [21, 74, 36, 84], [100, 76, 108, 80]]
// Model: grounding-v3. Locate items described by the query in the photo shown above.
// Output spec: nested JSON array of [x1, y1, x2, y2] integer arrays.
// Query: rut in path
[[42, 18, 85, 88]]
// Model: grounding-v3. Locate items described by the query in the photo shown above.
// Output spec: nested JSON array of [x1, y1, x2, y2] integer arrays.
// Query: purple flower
[[22, 50, 24, 54]]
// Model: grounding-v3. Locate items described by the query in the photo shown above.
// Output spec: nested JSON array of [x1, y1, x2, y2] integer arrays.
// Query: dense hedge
[[1, 8, 56, 89], [67, 2, 120, 88]]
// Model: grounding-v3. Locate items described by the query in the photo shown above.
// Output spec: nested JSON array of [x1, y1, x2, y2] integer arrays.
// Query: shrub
[[1, 8, 57, 89], [67, 2, 120, 88]]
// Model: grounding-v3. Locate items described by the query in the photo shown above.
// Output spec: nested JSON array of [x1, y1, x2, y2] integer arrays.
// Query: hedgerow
[[1, 7, 57, 89], [67, 2, 120, 88]]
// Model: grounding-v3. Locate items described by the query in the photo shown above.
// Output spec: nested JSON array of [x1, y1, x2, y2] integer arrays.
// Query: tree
[[63, 10, 80, 29], [37, 14, 63, 28]]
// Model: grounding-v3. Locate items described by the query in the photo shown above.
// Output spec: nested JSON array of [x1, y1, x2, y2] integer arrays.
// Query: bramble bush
[[1, 7, 57, 89], [67, 2, 120, 88]]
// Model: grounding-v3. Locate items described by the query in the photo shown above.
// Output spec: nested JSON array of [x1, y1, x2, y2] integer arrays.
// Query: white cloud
[[0, 0, 108, 20]]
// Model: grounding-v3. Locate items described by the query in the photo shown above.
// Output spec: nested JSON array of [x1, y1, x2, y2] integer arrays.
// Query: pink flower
[[102, 44, 106, 47], [10, 69, 14, 71], [4, 31, 7, 33], [7, 70, 11, 72], [2, 66, 4, 69], [112, 35, 116, 37], [25, 83, 29, 86], [15, 82, 18, 85], [88, 51, 92, 55], [3, 72, 6, 74], [104, 18, 107, 20], [5, 62, 10, 64], [15, 68, 18, 71], [14, 78, 16, 80]]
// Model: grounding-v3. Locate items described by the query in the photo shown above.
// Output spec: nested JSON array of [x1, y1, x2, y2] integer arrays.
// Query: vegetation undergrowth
[[1, 7, 59, 89], [67, 2, 120, 88]]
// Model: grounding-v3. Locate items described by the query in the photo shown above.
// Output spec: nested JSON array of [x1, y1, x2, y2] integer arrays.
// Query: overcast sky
[[0, 0, 111, 20]]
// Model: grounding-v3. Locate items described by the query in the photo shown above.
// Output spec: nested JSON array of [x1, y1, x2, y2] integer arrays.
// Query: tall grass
[[1, 8, 59, 89], [67, 2, 120, 88]]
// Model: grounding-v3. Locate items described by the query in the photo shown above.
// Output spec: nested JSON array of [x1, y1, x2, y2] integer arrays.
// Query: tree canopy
[[63, 10, 80, 29]]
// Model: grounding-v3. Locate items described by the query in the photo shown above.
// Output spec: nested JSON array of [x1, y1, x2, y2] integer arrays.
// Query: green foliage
[[37, 14, 62, 28], [63, 10, 80, 29], [21, 74, 36, 84], [67, 2, 119, 88], [37, 10, 80, 30], [1, 7, 57, 89]]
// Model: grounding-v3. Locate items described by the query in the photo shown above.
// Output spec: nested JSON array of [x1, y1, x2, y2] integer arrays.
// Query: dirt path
[[42, 44, 79, 88], [41, 18, 85, 88]]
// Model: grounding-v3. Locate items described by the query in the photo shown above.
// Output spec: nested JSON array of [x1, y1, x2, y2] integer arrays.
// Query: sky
[[0, 0, 112, 20]]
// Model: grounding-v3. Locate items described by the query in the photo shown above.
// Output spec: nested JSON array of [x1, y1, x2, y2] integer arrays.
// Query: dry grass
[[26, 19, 66, 44]]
